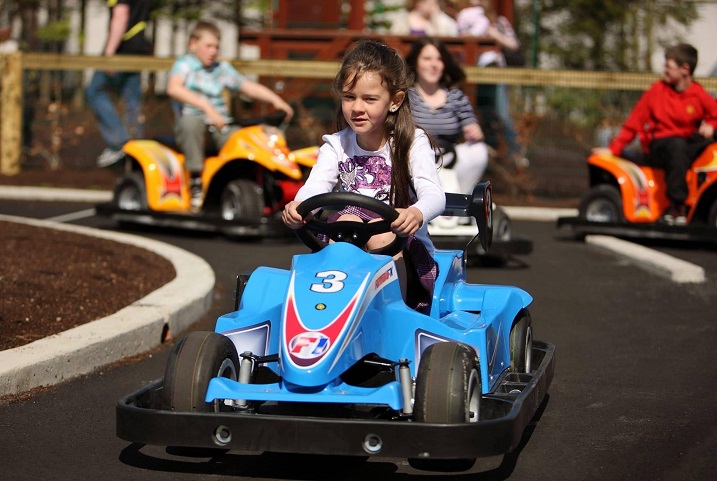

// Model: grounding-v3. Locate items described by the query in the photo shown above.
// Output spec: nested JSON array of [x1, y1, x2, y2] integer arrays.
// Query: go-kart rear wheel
[[161, 331, 239, 413], [114, 172, 147, 211], [475, 205, 512, 267], [409, 342, 480, 472], [220, 179, 265, 222], [493, 205, 512, 242], [510, 311, 533, 373], [579, 185, 624, 223]]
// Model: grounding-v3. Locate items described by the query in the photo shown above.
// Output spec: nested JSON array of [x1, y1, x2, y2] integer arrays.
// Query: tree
[[534, 0, 699, 72]]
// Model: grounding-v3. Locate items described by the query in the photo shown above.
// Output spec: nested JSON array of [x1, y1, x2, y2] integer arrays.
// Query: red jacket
[[609, 80, 717, 156]]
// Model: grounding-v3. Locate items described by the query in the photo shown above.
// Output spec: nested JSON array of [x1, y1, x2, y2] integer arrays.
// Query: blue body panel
[[208, 243, 532, 404]]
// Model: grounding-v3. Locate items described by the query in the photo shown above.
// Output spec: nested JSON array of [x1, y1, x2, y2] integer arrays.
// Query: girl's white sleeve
[[294, 136, 340, 202], [409, 130, 446, 222]]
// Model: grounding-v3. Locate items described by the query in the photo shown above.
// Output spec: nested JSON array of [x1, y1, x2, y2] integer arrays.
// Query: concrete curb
[[503, 206, 578, 222], [0, 214, 215, 398], [586, 235, 706, 284], [0, 186, 112, 203]]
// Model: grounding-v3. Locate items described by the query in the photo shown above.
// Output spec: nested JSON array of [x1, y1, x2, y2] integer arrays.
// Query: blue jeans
[[495, 84, 521, 159], [85, 70, 143, 151], [476, 83, 522, 161]]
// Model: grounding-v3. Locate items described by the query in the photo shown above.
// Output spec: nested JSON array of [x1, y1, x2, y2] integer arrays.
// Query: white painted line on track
[[502, 206, 578, 222], [586, 235, 706, 284], [45, 208, 97, 223], [0, 186, 111, 203]]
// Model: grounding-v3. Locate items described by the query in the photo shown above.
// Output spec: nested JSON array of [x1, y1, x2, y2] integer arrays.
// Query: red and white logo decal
[[289, 332, 330, 360], [283, 273, 366, 369]]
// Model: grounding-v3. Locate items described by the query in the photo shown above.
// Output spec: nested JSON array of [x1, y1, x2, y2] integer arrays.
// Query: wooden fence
[[2, 51, 717, 175]]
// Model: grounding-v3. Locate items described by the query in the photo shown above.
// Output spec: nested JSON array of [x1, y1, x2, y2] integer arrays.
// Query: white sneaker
[[190, 179, 203, 211], [96, 148, 124, 168]]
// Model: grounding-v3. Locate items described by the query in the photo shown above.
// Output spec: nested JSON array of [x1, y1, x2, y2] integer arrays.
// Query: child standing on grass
[[282, 40, 446, 309]]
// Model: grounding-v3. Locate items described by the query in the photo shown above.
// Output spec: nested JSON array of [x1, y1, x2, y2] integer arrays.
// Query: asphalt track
[[1, 187, 716, 480], [0, 187, 705, 397]]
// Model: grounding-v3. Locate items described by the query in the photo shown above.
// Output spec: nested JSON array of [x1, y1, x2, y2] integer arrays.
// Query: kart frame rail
[[95, 202, 293, 238], [116, 341, 554, 459], [557, 216, 717, 245]]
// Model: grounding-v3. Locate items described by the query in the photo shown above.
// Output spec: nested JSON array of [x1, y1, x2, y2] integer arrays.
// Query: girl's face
[[341, 71, 404, 149], [416, 44, 444, 87], [190, 31, 220, 68]]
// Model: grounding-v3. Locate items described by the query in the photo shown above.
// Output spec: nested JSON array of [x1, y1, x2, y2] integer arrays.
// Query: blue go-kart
[[116, 182, 555, 472]]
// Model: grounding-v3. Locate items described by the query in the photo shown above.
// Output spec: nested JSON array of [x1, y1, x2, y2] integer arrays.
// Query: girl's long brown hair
[[333, 40, 417, 208]]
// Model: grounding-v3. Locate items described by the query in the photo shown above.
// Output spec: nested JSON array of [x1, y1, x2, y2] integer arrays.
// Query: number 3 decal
[[311, 270, 347, 293]]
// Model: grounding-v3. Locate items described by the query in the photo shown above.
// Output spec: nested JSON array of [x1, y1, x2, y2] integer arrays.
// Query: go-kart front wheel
[[114, 172, 148, 211], [510, 311, 533, 373], [220, 179, 265, 221], [161, 331, 239, 412], [410, 342, 481, 472], [579, 185, 624, 223]]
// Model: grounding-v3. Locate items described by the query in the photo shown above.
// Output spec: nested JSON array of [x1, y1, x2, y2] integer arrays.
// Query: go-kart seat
[[618, 148, 649, 166], [153, 112, 286, 159], [153, 133, 221, 158]]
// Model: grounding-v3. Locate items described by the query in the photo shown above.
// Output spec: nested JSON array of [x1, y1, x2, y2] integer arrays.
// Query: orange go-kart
[[96, 112, 318, 238], [558, 142, 717, 242]]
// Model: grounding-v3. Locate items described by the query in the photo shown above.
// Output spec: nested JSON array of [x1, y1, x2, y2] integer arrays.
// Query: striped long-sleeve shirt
[[408, 86, 478, 142]]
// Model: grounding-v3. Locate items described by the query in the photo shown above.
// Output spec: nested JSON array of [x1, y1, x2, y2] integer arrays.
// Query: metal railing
[[3, 52, 716, 198]]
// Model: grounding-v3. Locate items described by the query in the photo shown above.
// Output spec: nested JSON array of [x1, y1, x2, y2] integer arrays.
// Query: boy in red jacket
[[595, 43, 717, 225]]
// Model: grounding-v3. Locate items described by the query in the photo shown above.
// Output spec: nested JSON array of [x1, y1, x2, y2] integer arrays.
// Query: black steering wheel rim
[[295, 192, 408, 256]]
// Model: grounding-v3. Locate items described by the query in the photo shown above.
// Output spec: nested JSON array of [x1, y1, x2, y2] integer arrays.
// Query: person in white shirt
[[391, 0, 459, 37], [283, 40, 446, 310]]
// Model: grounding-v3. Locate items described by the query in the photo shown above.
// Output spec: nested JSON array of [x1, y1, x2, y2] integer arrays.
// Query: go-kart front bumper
[[95, 202, 293, 238], [557, 216, 717, 245], [116, 341, 555, 460]]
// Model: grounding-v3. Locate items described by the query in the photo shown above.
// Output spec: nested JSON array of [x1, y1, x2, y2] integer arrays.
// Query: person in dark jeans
[[86, 0, 152, 169], [457, 0, 525, 169], [595, 43, 717, 225]]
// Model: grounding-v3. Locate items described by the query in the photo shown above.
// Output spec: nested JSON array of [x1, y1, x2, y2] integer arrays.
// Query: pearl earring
[[390, 106, 397, 112]]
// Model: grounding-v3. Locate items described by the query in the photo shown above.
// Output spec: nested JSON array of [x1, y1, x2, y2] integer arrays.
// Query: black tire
[[510, 311, 533, 373], [475, 205, 512, 267], [708, 200, 717, 228], [161, 331, 239, 412], [578, 184, 624, 223], [409, 342, 480, 472], [113, 172, 147, 211], [220, 179, 265, 222], [492, 205, 512, 242]]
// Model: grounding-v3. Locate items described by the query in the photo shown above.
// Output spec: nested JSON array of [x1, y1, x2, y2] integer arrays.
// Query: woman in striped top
[[405, 37, 489, 195]]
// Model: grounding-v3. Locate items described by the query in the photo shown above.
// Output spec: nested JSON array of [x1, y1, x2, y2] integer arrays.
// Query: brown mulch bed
[[0, 167, 120, 190], [0, 221, 176, 351]]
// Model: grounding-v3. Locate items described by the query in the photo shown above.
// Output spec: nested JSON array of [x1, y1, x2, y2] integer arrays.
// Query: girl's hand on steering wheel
[[391, 207, 423, 237], [282, 201, 306, 229]]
